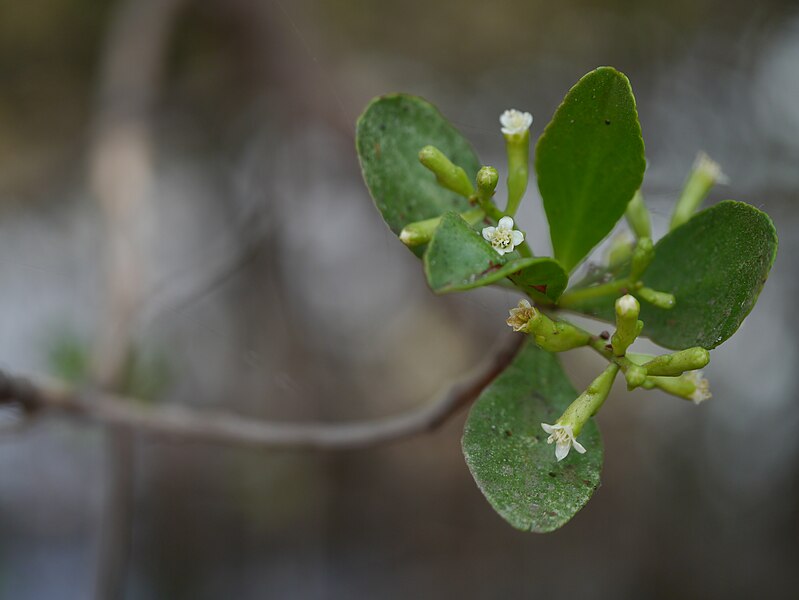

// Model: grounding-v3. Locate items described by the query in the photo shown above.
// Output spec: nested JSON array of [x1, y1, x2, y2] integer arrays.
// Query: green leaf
[[536, 67, 646, 272], [424, 212, 556, 294], [356, 94, 480, 255], [564, 201, 778, 350], [463, 340, 603, 532], [509, 259, 569, 302]]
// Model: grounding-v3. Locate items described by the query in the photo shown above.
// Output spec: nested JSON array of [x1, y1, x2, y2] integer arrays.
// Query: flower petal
[[494, 246, 506, 256], [482, 226, 496, 241], [498, 216, 515, 230], [541, 422, 555, 434], [511, 230, 524, 246], [555, 441, 570, 461], [572, 439, 587, 454]]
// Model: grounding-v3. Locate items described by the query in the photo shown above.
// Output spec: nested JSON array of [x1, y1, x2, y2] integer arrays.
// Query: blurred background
[[0, 0, 798, 597]]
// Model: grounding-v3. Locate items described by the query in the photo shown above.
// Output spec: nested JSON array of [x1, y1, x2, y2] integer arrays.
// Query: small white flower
[[506, 298, 536, 332], [687, 370, 711, 404], [482, 216, 524, 255], [500, 109, 533, 136], [694, 151, 729, 185], [541, 422, 586, 461]]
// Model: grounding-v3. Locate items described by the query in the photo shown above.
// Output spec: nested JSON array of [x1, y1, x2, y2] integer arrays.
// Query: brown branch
[[0, 335, 522, 451]]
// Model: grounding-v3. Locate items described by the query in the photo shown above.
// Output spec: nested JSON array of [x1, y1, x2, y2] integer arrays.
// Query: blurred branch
[[0, 336, 521, 450]]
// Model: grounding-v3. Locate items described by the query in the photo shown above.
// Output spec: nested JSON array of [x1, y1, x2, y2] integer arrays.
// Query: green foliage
[[356, 94, 480, 255], [463, 341, 602, 532], [356, 67, 778, 533], [507, 258, 568, 302], [423, 212, 564, 296], [564, 201, 778, 349], [536, 67, 646, 272]]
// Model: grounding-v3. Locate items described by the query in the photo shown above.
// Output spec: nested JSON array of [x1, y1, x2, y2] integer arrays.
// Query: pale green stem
[[504, 131, 529, 215], [560, 363, 620, 436], [558, 278, 632, 308]]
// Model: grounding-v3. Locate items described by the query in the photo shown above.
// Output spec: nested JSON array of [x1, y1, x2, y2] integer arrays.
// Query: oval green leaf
[[356, 94, 480, 255], [508, 258, 569, 302], [463, 340, 603, 532], [536, 67, 646, 272], [423, 212, 564, 295], [563, 201, 778, 350]]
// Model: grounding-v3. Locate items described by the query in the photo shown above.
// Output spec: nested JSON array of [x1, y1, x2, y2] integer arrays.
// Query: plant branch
[[558, 277, 632, 308], [0, 336, 522, 451]]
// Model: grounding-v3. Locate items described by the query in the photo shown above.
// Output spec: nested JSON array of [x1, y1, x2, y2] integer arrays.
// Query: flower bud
[[629, 237, 654, 281], [625, 190, 651, 239], [643, 347, 710, 376], [637, 286, 675, 309], [670, 151, 728, 230], [418, 145, 474, 198], [611, 294, 642, 357], [476, 166, 499, 195], [399, 208, 484, 246]]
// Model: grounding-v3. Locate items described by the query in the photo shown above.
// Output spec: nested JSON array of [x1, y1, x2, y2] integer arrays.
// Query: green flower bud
[[643, 347, 710, 376], [637, 286, 675, 309], [418, 145, 474, 198], [625, 190, 652, 239], [606, 232, 634, 268], [476, 166, 499, 195], [629, 237, 654, 281], [670, 152, 728, 230], [611, 294, 641, 357], [399, 208, 484, 246]]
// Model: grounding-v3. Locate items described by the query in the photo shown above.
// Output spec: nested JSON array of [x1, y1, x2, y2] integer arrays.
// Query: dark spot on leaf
[[478, 262, 504, 277], [373, 142, 382, 159], [604, 119, 611, 125], [599, 331, 610, 340], [548, 472, 557, 478], [533, 284, 548, 294], [504, 429, 513, 437]]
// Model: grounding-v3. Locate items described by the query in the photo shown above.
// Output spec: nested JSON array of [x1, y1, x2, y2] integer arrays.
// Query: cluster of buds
[[397, 107, 715, 464], [399, 109, 534, 257], [507, 293, 711, 461]]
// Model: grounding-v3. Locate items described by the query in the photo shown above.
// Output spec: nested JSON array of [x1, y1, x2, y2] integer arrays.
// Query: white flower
[[506, 298, 536, 332], [694, 151, 729, 185], [500, 109, 533, 136], [541, 423, 586, 461], [482, 216, 524, 255], [687, 370, 711, 404]]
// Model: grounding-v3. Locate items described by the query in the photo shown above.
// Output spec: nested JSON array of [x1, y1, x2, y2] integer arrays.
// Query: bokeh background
[[1, 0, 798, 598]]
